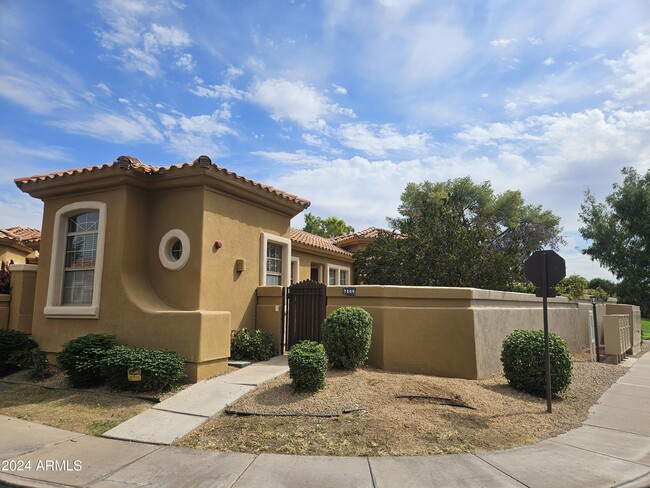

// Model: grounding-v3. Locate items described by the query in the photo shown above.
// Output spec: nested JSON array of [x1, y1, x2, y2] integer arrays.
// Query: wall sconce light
[[236, 259, 246, 272], [214, 240, 223, 250]]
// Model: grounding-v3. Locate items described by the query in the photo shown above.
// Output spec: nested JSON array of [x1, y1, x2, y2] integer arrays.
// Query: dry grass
[[0, 383, 151, 436], [0, 364, 238, 436], [179, 359, 627, 456]]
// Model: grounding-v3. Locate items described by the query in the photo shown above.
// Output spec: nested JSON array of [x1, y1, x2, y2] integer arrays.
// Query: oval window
[[159, 229, 190, 270]]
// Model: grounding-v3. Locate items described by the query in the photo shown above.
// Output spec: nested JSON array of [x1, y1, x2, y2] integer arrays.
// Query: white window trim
[[44, 201, 107, 319], [260, 233, 291, 287], [159, 229, 191, 271], [291, 256, 300, 284], [325, 264, 351, 285]]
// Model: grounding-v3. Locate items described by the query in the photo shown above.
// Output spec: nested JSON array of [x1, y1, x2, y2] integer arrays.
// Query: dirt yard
[[179, 358, 627, 456]]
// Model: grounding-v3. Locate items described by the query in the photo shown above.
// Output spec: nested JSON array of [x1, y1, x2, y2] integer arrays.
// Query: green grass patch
[[641, 317, 650, 341]]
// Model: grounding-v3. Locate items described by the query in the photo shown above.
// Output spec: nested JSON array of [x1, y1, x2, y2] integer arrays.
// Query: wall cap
[[9, 264, 38, 272], [0, 294, 9, 302]]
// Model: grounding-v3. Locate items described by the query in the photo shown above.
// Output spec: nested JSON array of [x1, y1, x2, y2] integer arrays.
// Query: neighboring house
[[12, 155, 367, 381], [290, 227, 352, 285], [330, 226, 399, 253], [0, 227, 41, 264]]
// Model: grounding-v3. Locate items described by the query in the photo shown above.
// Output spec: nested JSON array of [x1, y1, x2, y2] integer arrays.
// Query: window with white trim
[[62, 211, 99, 305], [340, 270, 348, 285], [266, 243, 283, 285], [325, 264, 351, 285], [45, 201, 107, 318], [259, 233, 291, 287]]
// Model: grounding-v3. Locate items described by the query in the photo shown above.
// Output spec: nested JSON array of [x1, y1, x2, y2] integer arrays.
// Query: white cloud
[[52, 109, 163, 143], [337, 122, 431, 158], [250, 78, 355, 129], [490, 38, 517, 48], [527, 37, 543, 45], [95, 1, 193, 77], [252, 150, 330, 166], [605, 33, 650, 105], [190, 83, 245, 100], [544, 56, 555, 65], [118, 98, 130, 104], [158, 108, 236, 157], [225, 66, 244, 80], [95, 82, 112, 96], [0, 66, 78, 114], [332, 83, 347, 95], [175, 53, 195, 71], [143, 23, 190, 52]]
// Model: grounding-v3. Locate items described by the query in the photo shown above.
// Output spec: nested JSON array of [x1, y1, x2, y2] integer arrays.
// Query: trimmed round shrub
[[57, 334, 116, 387], [230, 328, 276, 361], [0, 329, 37, 376], [322, 307, 372, 370], [501, 329, 572, 397], [288, 341, 327, 393], [101, 345, 186, 392]]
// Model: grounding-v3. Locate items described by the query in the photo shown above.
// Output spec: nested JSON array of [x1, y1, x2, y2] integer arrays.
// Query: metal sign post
[[524, 250, 566, 414]]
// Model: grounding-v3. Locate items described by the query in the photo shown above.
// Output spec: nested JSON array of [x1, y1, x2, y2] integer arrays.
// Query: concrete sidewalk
[[0, 352, 649, 488]]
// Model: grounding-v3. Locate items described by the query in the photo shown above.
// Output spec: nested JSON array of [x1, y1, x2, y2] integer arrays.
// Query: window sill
[[44, 305, 99, 319]]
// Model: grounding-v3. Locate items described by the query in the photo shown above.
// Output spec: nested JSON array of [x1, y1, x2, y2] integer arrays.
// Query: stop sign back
[[524, 250, 566, 288]]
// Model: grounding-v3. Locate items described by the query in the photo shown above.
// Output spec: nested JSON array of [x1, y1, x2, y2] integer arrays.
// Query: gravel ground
[[180, 357, 628, 456]]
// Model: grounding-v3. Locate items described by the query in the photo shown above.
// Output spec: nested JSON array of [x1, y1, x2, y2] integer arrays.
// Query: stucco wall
[[292, 249, 353, 284], [0, 295, 9, 329], [326, 286, 596, 380], [0, 246, 30, 264], [29, 185, 231, 381], [255, 286, 284, 353], [7, 264, 38, 334], [201, 189, 289, 332]]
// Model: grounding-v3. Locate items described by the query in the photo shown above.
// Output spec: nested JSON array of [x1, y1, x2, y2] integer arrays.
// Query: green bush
[[9, 348, 52, 380], [288, 341, 327, 392], [230, 328, 276, 361], [556, 274, 589, 300], [57, 334, 116, 387], [501, 329, 573, 397], [507, 281, 536, 293], [322, 307, 372, 370], [101, 345, 186, 392], [0, 329, 37, 376], [585, 287, 609, 302]]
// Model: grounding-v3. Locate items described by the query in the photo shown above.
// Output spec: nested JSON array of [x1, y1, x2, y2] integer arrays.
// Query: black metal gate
[[286, 280, 327, 350]]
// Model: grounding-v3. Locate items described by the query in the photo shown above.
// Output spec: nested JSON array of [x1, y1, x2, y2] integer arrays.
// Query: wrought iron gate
[[285, 280, 327, 350]]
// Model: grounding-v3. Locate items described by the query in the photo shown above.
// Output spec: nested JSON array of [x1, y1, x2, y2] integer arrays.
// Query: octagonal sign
[[524, 250, 566, 288]]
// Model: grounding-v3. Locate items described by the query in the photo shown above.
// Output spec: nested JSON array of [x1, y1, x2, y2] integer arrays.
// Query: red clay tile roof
[[3, 227, 41, 243], [14, 155, 310, 208], [330, 227, 402, 245], [290, 228, 352, 256]]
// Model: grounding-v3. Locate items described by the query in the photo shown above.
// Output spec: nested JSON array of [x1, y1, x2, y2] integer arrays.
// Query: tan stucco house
[[12, 155, 361, 381], [0, 227, 40, 264]]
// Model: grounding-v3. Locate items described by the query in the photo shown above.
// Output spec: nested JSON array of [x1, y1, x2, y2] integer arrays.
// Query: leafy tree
[[303, 213, 354, 238], [354, 177, 564, 290], [587, 278, 617, 296], [579, 167, 650, 315], [556, 275, 588, 300]]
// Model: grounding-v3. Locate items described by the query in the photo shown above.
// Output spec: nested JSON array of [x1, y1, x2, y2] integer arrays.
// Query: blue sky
[[1, 0, 649, 280]]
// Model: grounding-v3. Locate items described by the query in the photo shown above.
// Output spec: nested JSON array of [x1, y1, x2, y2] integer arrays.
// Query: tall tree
[[354, 177, 564, 290], [579, 167, 650, 315], [303, 213, 355, 238]]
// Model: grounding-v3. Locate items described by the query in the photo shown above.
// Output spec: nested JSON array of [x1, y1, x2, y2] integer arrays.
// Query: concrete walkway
[[0, 352, 649, 488], [103, 355, 289, 445]]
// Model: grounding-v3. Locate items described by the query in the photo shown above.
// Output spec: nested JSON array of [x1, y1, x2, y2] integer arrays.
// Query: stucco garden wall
[[0, 295, 9, 329], [255, 286, 284, 353], [326, 286, 598, 380], [7, 264, 38, 334]]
